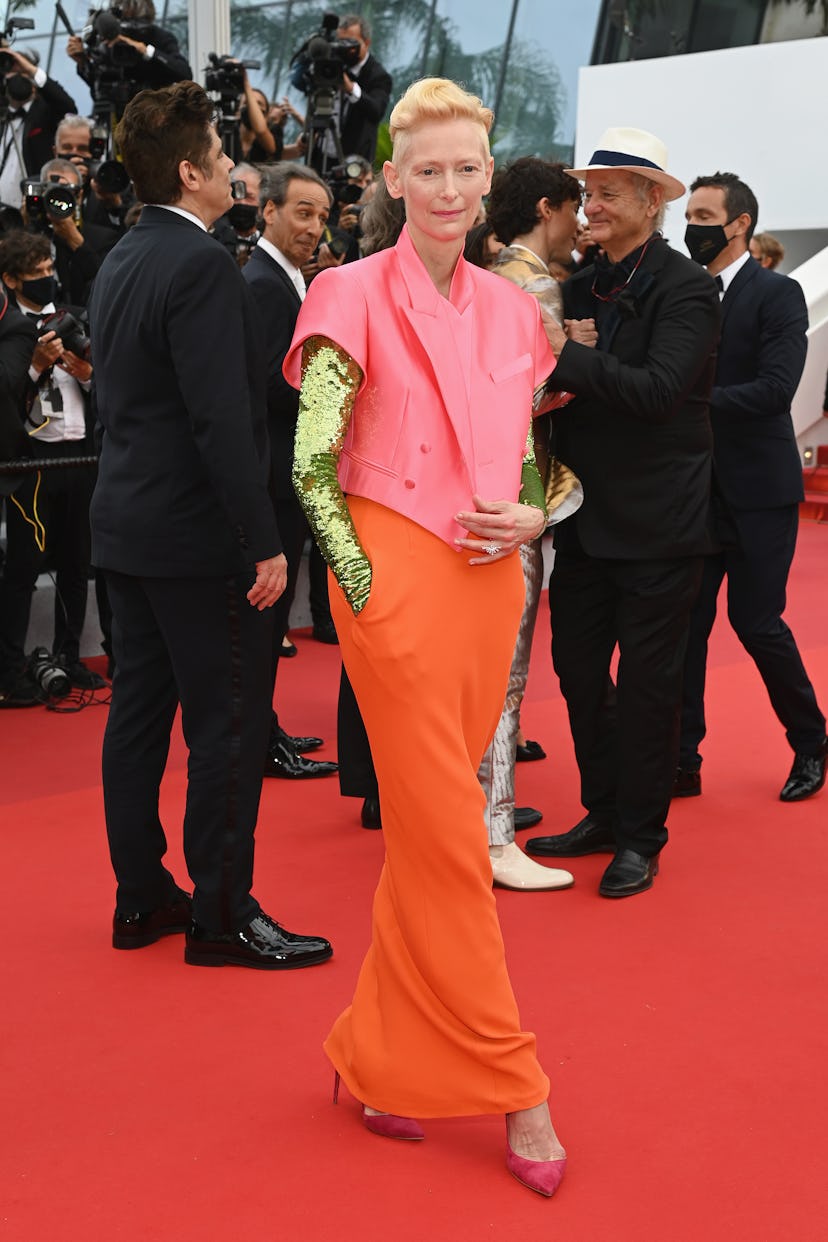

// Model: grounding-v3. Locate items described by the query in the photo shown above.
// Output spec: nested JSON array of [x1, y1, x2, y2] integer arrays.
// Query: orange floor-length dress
[[325, 496, 550, 1118]]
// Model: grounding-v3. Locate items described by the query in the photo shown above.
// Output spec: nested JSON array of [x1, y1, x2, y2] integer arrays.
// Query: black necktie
[[714, 275, 723, 292], [9, 109, 26, 121]]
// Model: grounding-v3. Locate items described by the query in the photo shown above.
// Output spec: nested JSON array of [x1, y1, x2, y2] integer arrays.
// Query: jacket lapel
[[720, 256, 758, 330], [252, 246, 302, 306], [394, 227, 476, 479]]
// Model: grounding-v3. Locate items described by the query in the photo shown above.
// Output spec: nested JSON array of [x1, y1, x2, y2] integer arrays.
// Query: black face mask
[[227, 203, 258, 232], [684, 223, 730, 267], [21, 275, 58, 307], [6, 74, 34, 105]]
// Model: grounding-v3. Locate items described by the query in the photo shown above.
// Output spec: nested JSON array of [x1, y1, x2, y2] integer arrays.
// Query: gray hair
[[40, 157, 82, 186], [259, 162, 331, 211], [338, 12, 371, 40], [55, 114, 92, 145], [630, 171, 666, 232]]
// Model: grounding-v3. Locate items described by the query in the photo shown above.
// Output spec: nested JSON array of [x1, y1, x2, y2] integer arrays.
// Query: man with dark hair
[[243, 162, 339, 779], [90, 82, 332, 969], [678, 172, 827, 801], [525, 128, 720, 898]]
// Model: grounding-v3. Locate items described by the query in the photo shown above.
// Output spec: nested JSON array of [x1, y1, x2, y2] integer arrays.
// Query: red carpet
[[3, 522, 827, 1241]]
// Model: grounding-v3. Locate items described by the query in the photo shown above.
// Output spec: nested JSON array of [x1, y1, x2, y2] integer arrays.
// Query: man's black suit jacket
[[242, 244, 303, 501], [20, 78, 78, 175], [549, 236, 721, 560], [340, 54, 392, 162], [709, 256, 807, 511], [89, 206, 278, 578]]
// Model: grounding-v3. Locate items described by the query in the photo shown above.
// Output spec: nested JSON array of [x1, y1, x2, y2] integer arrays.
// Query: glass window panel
[[689, 0, 764, 52]]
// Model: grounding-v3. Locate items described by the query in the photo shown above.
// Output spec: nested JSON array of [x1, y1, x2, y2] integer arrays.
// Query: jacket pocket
[[490, 353, 533, 384]]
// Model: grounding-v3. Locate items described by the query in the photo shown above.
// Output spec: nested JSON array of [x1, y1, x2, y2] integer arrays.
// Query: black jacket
[[550, 236, 721, 560], [89, 207, 278, 577], [18, 78, 78, 176], [708, 256, 807, 510], [0, 292, 38, 495], [339, 54, 392, 162]]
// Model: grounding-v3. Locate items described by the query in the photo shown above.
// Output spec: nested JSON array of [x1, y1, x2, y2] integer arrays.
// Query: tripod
[[303, 83, 346, 175]]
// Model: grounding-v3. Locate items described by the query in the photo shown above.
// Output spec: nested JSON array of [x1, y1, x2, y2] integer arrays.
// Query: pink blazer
[[284, 225, 556, 547]]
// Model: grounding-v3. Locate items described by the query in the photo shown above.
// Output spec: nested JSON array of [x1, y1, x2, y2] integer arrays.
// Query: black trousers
[[0, 440, 95, 677], [550, 549, 703, 856], [268, 489, 309, 736], [680, 505, 825, 767], [102, 569, 273, 931], [337, 661, 377, 798]]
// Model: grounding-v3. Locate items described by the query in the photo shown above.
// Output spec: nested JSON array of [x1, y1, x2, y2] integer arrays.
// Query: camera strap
[[0, 111, 25, 180]]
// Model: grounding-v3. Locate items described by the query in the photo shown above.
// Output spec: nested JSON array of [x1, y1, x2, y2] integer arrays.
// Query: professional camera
[[204, 52, 260, 102], [82, 7, 148, 108], [326, 159, 364, 206], [29, 648, 71, 699], [41, 309, 91, 360], [289, 12, 361, 99], [22, 178, 78, 229], [0, 16, 35, 76]]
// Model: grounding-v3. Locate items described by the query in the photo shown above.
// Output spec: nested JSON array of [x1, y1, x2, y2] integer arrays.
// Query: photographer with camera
[[0, 229, 105, 700], [23, 158, 117, 305], [54, 114, 132, 240], [213, 162, 262, 268], [67, 1, 191, 107], [0, 44, 77, 209], [312, 14, 390, 171]]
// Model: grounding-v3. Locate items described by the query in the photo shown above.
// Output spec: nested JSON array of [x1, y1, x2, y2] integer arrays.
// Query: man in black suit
[[677, 172, 827, 801], [336, 15, 392, 163], [90, 81, 332, 969], [66, 0, 191, 105], [525, 128, 720, 898], [309, 13, 391, 172], [242, 162, 339, 780], [0, 48, 77, 209]]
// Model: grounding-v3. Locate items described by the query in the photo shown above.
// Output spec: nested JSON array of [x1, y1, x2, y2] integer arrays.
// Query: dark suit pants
[[337, 661, 378, 799], [268, 489, 309, 736], [550, 550, 703, 856], [0, 442, 95, 676], [102, 569, 273, 932], [680, 505, 825, 768]]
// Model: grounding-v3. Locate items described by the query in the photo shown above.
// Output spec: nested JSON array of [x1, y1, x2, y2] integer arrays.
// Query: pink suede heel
[[333, 1071, 425, 1140], [505, 1141, 567, 1197]]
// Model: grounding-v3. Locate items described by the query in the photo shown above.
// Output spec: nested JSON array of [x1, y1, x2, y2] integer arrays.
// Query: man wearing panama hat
[[526, 127, 720, 897]]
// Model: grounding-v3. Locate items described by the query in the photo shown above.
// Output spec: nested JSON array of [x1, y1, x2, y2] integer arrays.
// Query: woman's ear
[[384, 159, 404, 201]]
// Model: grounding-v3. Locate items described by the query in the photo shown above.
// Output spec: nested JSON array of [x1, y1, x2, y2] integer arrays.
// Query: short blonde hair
[[389, 78, 493, 164]]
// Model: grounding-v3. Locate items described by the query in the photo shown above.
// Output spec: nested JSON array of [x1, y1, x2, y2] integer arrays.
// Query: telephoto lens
[[28, 648, 71, 699]]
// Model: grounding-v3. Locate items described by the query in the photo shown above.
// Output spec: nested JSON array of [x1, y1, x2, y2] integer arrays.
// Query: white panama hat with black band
[[566, 126, 686, 202]]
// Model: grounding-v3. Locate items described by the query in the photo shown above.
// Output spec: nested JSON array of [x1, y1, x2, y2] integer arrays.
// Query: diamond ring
[[482, 542, 502, 556]]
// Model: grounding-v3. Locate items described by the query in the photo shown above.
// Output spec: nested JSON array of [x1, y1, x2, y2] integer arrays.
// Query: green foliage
[[224, 0, 566, 163]]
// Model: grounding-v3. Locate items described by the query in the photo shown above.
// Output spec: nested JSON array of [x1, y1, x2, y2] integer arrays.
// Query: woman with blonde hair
[[285, 78, 567, 1197]]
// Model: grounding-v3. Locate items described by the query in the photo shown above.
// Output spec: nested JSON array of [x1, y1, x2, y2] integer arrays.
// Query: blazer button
[[404, 479, 416, 489], [420, 442, 431, 453]]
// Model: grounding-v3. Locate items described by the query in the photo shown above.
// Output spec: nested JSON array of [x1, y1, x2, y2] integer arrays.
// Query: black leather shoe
[[264, 736, 338, 778], [514, 806, 543, 830], [113, 888, 192, 949], [672, 767, 701, 798], [515, 739, 546, 763], [184, 911, 333, 969], [280, 640, 298, 658], [272, 724, 324, 753], [361, 796, 382, 829], [599, 849, 659, 898], [312, 620, 339, 644], [526, 813, 615, 857], [58, 657, 108, 690], [779, 738, 828, 802]]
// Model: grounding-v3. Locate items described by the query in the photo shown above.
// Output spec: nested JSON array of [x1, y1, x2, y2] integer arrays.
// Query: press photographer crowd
[[0, 5, 391, 722]]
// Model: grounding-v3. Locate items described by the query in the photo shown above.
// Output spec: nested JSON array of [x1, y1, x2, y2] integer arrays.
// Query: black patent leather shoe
[[515, 739, 546, 763], [779, 738, 828, 802], [113, 887, 193, 950], [361, 796, 382, 829], [598, 849, 659, 898], [264, 735, 338, 778], [272, 724, 324, 754], [526, 813, 615, 857], [672, 767, 701, 798], [312, 620, 339, 644], [513, 806, 543, 830], [184, 910, 333, 969]]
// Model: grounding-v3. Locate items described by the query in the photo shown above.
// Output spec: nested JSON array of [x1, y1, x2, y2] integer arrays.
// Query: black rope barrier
[[0, 455, 99, 474]]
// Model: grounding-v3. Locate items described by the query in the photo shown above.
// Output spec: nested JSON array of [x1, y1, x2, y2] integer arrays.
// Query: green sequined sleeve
[[520, 419, 547, 520], [292, 336, 372, 614]]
